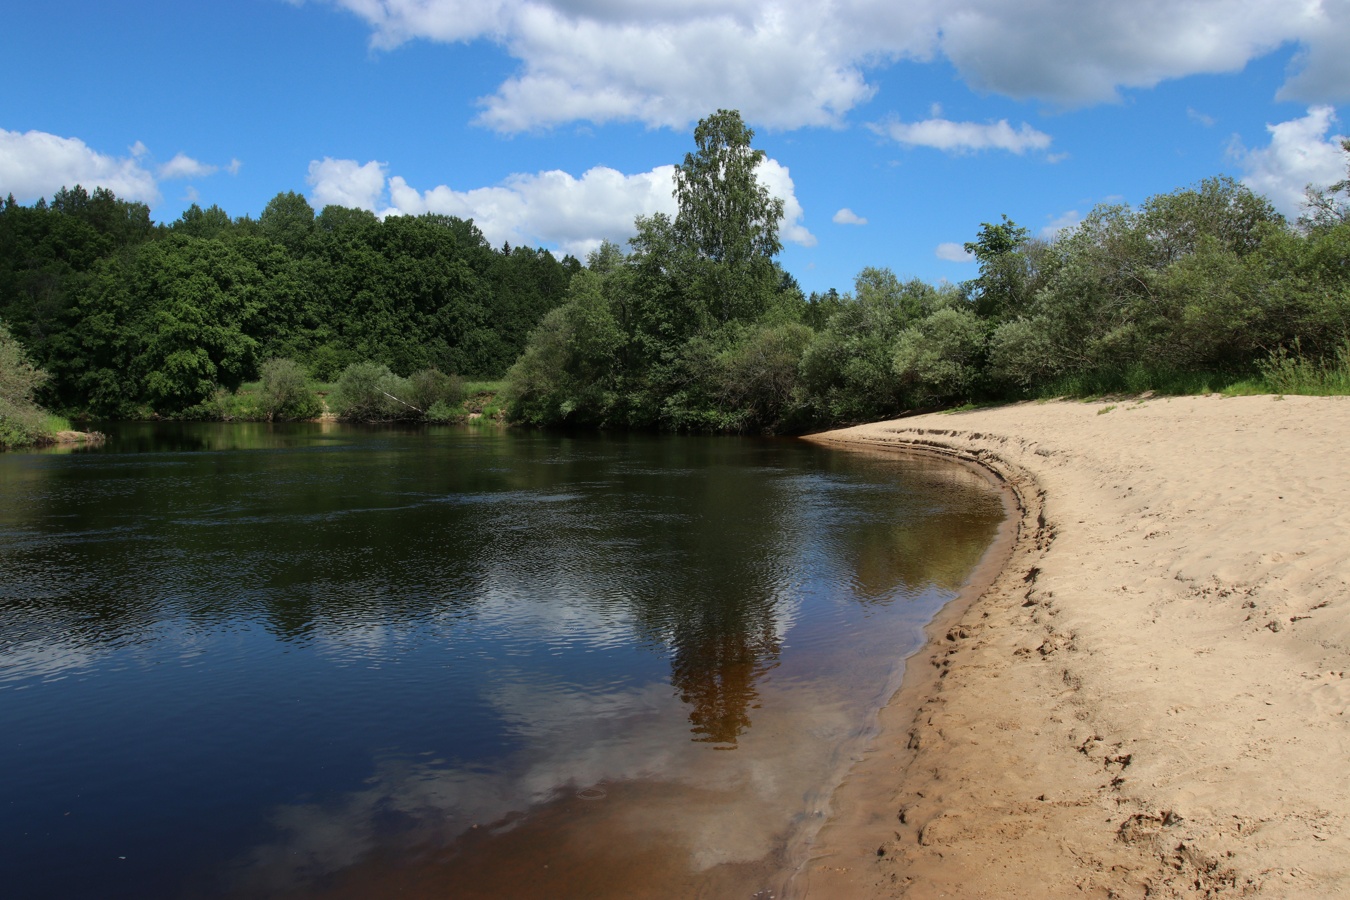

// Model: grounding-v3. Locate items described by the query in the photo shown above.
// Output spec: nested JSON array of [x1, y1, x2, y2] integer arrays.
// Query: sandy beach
[[799, 394, 1350, 899]]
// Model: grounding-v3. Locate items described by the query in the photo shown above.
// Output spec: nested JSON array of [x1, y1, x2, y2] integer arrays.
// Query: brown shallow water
[[0, 423, 1004, 899]]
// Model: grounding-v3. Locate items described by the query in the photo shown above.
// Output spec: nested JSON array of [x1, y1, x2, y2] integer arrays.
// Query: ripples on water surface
[[0, 422, 1003, 898]]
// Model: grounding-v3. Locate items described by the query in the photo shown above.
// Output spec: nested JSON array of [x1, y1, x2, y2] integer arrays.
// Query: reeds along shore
[[799, 394, 1350, 899]]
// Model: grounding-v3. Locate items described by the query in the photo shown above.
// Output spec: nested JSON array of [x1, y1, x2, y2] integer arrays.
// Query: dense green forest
[[0, 186, 578, 423], [2, 110, 1349, 445]]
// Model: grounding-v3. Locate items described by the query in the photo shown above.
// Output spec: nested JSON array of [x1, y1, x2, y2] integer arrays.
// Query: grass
[[939, 399, 1005, 414], [1257, 342, 1350, 396], [1037, 364, 1248, 401], [0, 402, 74, 449], [1033, 347, 1350, 403]]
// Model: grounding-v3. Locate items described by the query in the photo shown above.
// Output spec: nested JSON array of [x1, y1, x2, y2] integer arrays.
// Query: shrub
[[425, 399, 463, 423], [987, 318, 1060, 391], [0, 320, 61, 448], [1260, 341, 1350, 395], [892, 307, 988, 404], [718, 322, 813, 431], [406, 368, 465, 413], [329, 362, 412, 421], [259, 357, 321, 420]]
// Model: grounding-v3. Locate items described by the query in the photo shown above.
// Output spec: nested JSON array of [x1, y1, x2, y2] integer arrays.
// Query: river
[[0, 422, 1003, 898]]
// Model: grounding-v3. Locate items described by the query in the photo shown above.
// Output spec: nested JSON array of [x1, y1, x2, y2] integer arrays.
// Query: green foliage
[[796, 269, 950, 422], [1036, 365, 1243, 399], [258, 357, 322, 420], [504, 113, 805, 431], [0, 318, 46, 406], [892, 307, 988, 404], [673, 109, 783, 267], [962, 215, 1041, 320], [716, 322, 813, 431], [987, 318, 1060, 390], [326, 362, 469, 422], [0, 318, 60, 447], [329, 361, 408, 421], [406, 367, 466, 412], [425, 399, 463, 423], [9, 137, 1350, 430], [1, 186, 572, 417], [1259, 342, 1350, 395], [963, 215, 1030, 263]]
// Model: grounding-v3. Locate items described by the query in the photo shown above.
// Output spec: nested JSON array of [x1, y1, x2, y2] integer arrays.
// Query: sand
[[797, 394, 1350, 899]]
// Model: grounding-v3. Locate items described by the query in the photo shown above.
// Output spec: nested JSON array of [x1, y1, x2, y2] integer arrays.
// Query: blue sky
[[2, 0, 1347, 295]]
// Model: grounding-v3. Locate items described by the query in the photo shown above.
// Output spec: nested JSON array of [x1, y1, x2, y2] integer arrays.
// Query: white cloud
[[935, 242, 975, 262], [307, 158, 390, 211], [1188, 107, 1217, 127], [307, 155, 815, 258], [159, 153, 218, 180], [934, 0, 1314, 107], [754, 157, 815, 248], [1234, 106, 1348, 218], [308, 1, 1350, 132], [227, 158, 244, 176], [387, 164, 674, 256], [0, 129, 239, 207], [1040, 209, 1082, 240], [870, 116, 1052, 155], [832, 208, 868, 225], [0, 128, 160, 203]]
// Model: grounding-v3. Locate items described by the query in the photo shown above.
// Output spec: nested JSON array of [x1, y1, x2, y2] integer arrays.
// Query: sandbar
[[799, 394, 1350, 898]]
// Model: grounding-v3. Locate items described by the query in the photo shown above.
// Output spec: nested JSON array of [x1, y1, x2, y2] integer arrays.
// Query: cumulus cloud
[[935, 242, 975, 262], [870, 116, 1053, 155], [0, 128, 160, 203], [307, 156, 816, 258], [307, 0, 1350, 132], [307, 158, 390, 211], [1234, 106, 1348, 218], [754, 158, 816, 247], [833, 208, 868, 225], [0, 129, 239, 207], [159, 153, 218, 180]]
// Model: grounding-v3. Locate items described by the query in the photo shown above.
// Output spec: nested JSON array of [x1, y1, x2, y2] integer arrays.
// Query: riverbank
[[799, 394, 1350, 898]]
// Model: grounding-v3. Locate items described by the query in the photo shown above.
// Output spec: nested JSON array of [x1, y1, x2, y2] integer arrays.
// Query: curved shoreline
[[796, 395, 1350, 898]]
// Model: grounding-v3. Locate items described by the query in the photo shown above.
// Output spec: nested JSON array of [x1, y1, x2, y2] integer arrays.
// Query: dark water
[[0, 423, 1003, 899]]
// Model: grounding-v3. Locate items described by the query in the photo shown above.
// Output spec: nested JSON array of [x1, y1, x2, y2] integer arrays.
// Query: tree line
[[503, 114, 1350, 431], [0, 185, 578, 420], [2, 111, 1349, 445]]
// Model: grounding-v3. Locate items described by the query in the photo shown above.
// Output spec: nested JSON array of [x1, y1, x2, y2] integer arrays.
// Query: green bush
[[987, 318, 1059, 390], [259, 357, 321, 420], [180, 388, 261, 421], [1260, 341, 1350, 395], [425, 399, 463, 423], [406, 368, 465, 413], [718, 322, 813, 431], [328, 362, 406, 421], [892, 307, 988, 404], [0, 320, 61, 448]]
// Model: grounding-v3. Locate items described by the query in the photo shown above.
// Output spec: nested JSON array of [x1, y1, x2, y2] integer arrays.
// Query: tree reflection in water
[[0, 424, 1005, 899]]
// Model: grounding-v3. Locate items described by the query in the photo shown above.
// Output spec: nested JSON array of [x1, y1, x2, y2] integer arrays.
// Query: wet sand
[[799, 395, 1350, 898]]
